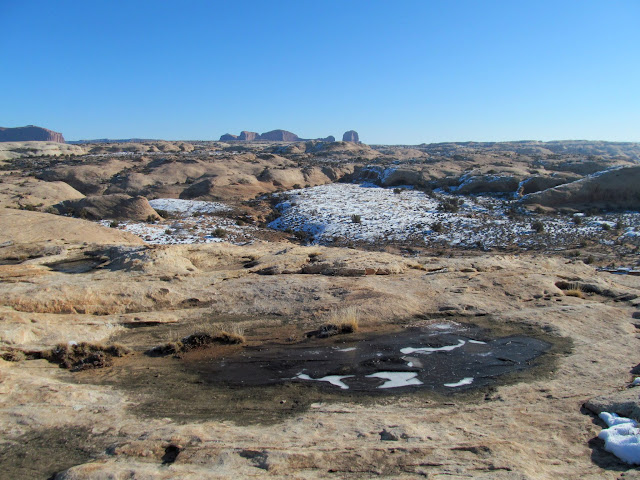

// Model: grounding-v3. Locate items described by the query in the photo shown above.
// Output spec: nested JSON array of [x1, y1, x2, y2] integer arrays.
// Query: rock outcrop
[[342, 130, 359, 143], [521, 165, 640, 209], [54, 194, 159, 221], [0, 125, 65, 143]]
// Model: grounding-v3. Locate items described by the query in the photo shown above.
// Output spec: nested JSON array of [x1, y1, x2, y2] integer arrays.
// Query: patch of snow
[[334, 347, 357, 352], [598, 412, 640, 465], [444, 377, 474, 388], [294, 373, 353, 390], [268, 183, 640, 250], [366, 371, 423, 389], [149, 198, 230, 215], [469, 340, 487, 345], [631, 377, 640, 387], [400, 339, 466, 355]]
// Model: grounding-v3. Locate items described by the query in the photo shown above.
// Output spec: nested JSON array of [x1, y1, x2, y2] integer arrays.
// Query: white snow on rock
[[400, 339, 466, 355], [148, 198, 230, 215], [293, 373, 353, 390], [598, 412, 640, 465], [366, 371, 423, 389], [444, 377, 474, 388]]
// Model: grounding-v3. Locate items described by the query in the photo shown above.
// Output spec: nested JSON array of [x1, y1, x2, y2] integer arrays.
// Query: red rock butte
[[0, 125, 65, 143]]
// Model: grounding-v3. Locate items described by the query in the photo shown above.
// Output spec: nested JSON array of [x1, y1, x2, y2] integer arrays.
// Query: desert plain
[[0, 138, 639, 479]]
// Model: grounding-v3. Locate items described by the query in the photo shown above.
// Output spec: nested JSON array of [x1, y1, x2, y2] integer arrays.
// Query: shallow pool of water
[[187, 322, 551, 393]]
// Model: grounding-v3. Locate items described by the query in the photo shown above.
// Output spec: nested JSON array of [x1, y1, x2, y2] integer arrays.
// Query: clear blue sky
[[1, 1, 639, 144]]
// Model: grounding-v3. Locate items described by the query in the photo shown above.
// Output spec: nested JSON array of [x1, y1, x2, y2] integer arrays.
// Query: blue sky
[[1, 1, 638, 144]]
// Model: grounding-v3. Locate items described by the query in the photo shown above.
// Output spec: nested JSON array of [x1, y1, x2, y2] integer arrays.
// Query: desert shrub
[[146, 214, 160, 223], [393, 188, 404, 194], [42, 342, 131, 371], [431, 221, 444, 233], [212, 227, 227, 238], [573, 216, 583, 225], [351, 214, 361, 223], [615, 220, 626, 230], [1, 349, 26, 362], [531, 220, 545, 233], [311, 306, 360, 338], [585, 255, 595, 264], [438, 197, 463, 213], [110, 221, 119, 228], [148, 327, 245, 356], [602, 223, 611, 231]]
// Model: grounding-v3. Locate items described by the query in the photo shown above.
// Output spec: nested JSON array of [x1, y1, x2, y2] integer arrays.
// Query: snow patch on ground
[[100, 198, 256, 245], [598, 412, 640, 465], [268, 183, 640, 249], [366, 372, 423, 389], [149, 198, 230, 215]]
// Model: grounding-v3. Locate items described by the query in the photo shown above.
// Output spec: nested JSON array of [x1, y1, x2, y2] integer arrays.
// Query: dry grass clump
[[42, 342, 131, 371], [563, 282, 585, 298], [311, 306, 361, 338], [1, 349, 26, 362], [149, 324, 246, 356]]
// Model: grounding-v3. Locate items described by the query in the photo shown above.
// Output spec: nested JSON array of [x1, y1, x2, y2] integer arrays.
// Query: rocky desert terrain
[[1, 138, 639, 479]]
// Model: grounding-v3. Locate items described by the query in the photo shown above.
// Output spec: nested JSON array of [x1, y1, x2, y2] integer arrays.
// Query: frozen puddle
[[185, 322, 552, 394], [366, 372, 423, 389]]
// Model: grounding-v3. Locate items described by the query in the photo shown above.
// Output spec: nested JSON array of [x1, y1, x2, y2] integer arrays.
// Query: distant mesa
[[239, 130, 260, 141], [342, 130, 360, 143], [220, 129, 335, 143], [0, 125, 65, 143]]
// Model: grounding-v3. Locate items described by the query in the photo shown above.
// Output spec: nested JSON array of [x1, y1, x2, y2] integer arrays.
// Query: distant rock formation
[[219, 133, 238, 141], [342, 130, 359, 143], [257, 130, 299, 142], [0, 125, 65, 143], [239, 131, 260, 141], [219, 129, 335, 143]]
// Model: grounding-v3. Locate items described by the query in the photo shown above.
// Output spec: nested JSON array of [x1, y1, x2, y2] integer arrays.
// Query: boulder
[[54, 194, 159, 221], [454, 174, 520, 195]]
